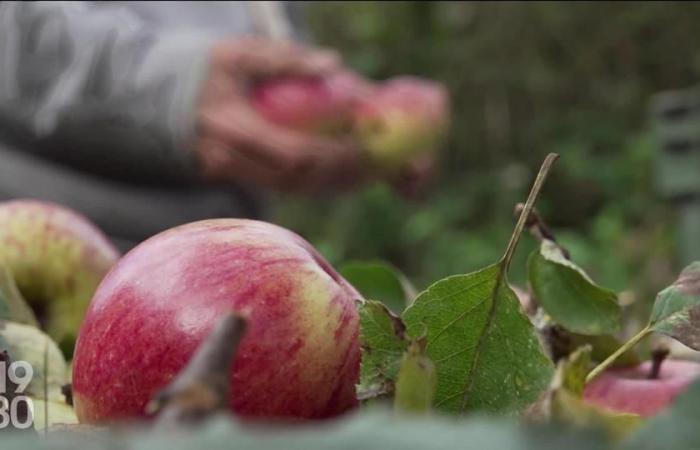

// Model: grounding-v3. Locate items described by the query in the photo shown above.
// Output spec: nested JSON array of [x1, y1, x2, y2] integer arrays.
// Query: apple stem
[[149, 313, 247, 428], [502, 153, 559, 272], [648, 344, 670, 380], [585, 326, 651, 384]]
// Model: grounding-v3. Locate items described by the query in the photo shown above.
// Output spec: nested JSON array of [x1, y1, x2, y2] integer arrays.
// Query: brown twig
[[148, 313, 247, 428], [540, 324, 575, 363], [514, 203, 570, 260], [648, 344, 670, 380], [61, 383, 73, 407]]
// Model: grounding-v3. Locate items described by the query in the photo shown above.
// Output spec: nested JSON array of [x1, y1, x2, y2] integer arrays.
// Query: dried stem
[[513, 203, 570, 260], [149, 313, 247, 428], [61, 384, 73, 406], [502, 153, 559, 272], [647, 344, 670, 380], [586, 326, 651, 384]]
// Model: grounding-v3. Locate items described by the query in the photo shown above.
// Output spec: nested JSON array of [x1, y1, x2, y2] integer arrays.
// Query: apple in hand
[[355, 76, 449, 170], [252, 73, 450, 172], [0, 200, 119, 352], [583, 357, 700, 417], [251, 71, 373, 134], [72, 219, 361, 423]]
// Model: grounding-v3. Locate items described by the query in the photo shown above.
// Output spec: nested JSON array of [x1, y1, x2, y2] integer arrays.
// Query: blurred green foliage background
[[273, 1, 700, 306]]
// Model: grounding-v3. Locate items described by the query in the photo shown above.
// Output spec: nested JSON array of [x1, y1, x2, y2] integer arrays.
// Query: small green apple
[[0, 200, 119, 353]]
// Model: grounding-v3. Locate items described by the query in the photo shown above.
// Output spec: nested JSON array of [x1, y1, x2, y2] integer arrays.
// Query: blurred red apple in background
[[251, 71, 373, 134], [72, 219, 361, 423], [355, 76, 449, 170], [252, 73, 450, 171], [0, 200, 119, 352], [583, 358, 700, 417]]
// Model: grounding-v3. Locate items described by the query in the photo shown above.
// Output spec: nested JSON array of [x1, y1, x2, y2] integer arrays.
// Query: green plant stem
[[585, 326, 651, 384], [502, 153, 559, 271]]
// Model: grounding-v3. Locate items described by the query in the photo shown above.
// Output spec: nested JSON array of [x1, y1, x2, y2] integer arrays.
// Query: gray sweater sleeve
[[0, 1, 215, 183]]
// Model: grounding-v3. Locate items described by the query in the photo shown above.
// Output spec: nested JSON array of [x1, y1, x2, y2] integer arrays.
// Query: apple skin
[[72, 219, 361, 423], [355, 76, 449, 170], [252, 74, 449, 170], [251, 71, 373, 134], [582, 359, 700, 417], [0, 200, 119, 349]]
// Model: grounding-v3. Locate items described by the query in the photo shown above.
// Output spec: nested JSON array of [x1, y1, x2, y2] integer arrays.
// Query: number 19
[[0, 361, 33, 394]]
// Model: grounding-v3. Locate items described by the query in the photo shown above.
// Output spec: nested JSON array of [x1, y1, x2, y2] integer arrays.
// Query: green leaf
[[587, 262, 700, 383], [648, 261, 700, 349], [403, 266, 553, 414], [0, 320, 68, 402], [340, 261, 416, 314], [540, 317, 640, 367], [622, 379, 700, 450], [401, 154, 559, 415], [394, 338, 436, 415], [357, 300, 408, 400], [528, 240, 621, 335], [540, 346, 642, 443], [0, 264, 38, 327], [568, 333, 640, 367], [551, 389, 642, 443], [557, 345, 591, 396]]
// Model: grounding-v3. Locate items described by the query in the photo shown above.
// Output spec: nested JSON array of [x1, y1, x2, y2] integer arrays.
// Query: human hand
[[196, 38, 368, 191]]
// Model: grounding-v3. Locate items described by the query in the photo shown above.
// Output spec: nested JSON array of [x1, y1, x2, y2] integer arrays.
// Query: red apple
[[0, 200, 119, 350], [582, 359, 700, 417], [355, 76, 449, 170], [72, 219, 361, 423], [251, 71, 373, 134]]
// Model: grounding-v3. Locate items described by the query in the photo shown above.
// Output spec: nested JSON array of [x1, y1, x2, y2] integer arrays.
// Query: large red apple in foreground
[[72, 219, 361, 423], [582, 359, 700, 417]]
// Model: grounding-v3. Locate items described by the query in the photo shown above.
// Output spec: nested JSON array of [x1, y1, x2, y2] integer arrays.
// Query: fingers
[[196, 127, 369, 192], [287, 137, 370, 192], [197, 138, 277, 186], [197, 36, 370, 192], [199, 102, 318, 172], [197, 137, 304, 190], [211, 38, 340, 79], [198, 95, 433, 193]]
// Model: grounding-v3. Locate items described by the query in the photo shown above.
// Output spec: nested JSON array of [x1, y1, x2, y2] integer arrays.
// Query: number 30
[[0, 396, 34, 429]]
